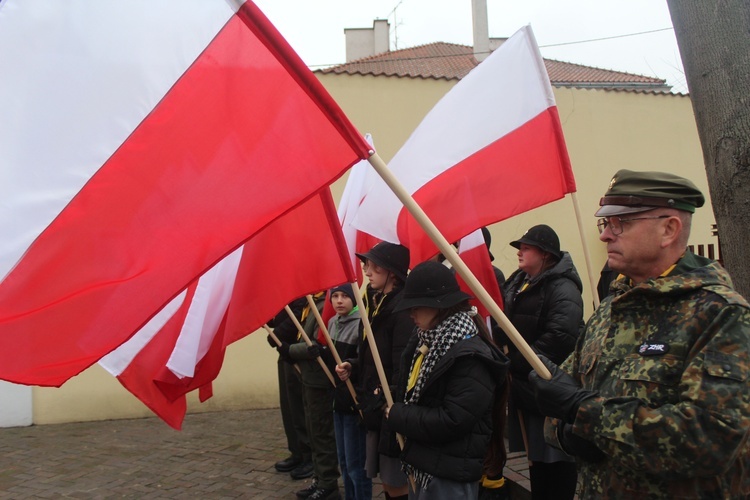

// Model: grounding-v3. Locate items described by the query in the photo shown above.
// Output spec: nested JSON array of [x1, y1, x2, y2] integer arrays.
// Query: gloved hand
[[307, 344, 321, 358], [356, 389, 386, 413], [557, 421, 606, 463], [527, 355, 597, 424], [266, 334, 277, 349], [276, 342, 292, 363]]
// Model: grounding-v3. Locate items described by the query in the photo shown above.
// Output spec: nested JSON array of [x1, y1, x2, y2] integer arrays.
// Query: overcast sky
[[254, 0, 687, 93]]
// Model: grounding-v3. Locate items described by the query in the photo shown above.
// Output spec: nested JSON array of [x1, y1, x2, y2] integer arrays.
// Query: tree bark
[[666, 0, 750, 297]]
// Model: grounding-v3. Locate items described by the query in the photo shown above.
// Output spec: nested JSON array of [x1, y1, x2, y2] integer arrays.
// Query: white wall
[[0, 380, 32, 427]]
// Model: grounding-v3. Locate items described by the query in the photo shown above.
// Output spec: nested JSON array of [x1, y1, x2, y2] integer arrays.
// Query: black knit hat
[[394, 261, 472, 312], [510, 224, 562, 260], [330, 283, 356, 303], [355, 242, 410, 281]]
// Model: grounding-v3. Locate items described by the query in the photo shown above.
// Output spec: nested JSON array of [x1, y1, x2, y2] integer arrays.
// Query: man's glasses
[[596, 215, 670, 236]]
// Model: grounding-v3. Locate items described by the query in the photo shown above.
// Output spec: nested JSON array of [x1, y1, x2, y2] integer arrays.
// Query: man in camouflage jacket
[[529, 169, 750, 498]]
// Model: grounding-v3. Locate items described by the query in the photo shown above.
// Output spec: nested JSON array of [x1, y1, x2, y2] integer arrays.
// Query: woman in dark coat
[[336, 242, 413, 500], [500, 224, 583, 500], [385, 261, 509, 500]]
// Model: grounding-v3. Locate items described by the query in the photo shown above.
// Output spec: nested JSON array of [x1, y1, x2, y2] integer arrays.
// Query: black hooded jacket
[[388, 333, 509, 482], [500, 251, 584, 377]]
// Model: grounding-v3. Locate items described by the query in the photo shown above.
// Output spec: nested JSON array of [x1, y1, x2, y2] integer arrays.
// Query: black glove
[[527, 355, 597, 424], [266, 334, 277, 349], [276, 342, 292, 363], [557, 421, 606, 463], [356, 389, 386, 413], [307, 344, 321, 358]]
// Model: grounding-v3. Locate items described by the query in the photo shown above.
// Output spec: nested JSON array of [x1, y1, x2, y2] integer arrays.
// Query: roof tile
[[319, 42, 669, 90]]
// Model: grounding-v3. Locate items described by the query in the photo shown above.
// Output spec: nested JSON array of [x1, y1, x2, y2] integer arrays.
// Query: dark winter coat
[[500, 251, 584, 377], [388, 333, 509, 483], [346, 285, 414, 456]]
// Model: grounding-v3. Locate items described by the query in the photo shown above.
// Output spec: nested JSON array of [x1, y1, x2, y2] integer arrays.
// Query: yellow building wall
[[32, 73, 712, 425]]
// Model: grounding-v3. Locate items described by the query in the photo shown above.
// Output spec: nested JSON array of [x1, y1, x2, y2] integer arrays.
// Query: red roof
[[318, 42, 669, 91]]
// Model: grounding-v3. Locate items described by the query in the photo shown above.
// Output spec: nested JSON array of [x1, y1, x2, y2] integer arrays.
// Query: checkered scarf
[[403, 309, 478, 489]]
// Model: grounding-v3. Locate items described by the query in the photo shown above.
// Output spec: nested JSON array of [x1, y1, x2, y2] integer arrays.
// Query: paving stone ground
[[0, 408, 531, 499]]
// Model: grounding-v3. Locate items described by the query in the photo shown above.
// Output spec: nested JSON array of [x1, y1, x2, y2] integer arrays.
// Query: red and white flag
[[100, 189, 356, 429], [353, 25, 575, 267], [337, 134, 382, 284], [0, 0, 369, 386], [455, 229, 504, 323]]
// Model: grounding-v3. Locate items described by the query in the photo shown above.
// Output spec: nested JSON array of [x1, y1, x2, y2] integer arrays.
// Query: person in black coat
[[385, 261, 509, 500], [500, 224, 583, 500], [335, 242, 413, 500]]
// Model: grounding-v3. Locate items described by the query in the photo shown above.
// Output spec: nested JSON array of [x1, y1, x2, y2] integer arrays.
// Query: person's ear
[[661, 215, 683, 248]]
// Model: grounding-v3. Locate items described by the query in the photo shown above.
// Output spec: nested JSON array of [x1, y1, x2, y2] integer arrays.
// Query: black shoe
[[289, 461, 314, 480], [274, 455, 303, 472], [307, 487, 340, 500], [295, 478, 318, 498]]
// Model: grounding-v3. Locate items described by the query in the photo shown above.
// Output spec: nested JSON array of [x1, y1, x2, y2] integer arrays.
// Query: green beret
[[595, 169, 705, 217]]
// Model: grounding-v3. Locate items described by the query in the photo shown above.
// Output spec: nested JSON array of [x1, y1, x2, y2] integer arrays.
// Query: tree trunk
[[666, 0, 750, 298]]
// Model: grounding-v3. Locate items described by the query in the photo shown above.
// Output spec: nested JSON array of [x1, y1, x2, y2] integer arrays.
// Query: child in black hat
[[385, 261, 509, 499]]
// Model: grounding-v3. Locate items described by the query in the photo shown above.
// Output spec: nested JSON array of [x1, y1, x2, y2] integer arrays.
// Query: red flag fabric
[[352, 25, 575, 266], [0, 1, 369, 386], [100, 189, 356, 428], [455, 229, 504, 322]]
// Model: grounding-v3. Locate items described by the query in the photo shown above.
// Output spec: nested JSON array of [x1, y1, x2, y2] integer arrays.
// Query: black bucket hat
[[355, 242, 410, 281], [510, 224, 562, 260], [394, 261, 472, 312]]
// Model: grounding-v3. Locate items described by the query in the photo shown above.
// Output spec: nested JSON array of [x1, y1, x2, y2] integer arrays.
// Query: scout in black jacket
[[385, 261, 509, 499]]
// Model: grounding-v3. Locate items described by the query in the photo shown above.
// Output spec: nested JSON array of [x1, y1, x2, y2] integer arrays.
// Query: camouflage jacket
[[547, 252, 750, 498]]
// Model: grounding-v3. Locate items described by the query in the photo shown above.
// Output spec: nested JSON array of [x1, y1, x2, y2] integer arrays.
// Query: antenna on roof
[[388, 0, 404, 50]]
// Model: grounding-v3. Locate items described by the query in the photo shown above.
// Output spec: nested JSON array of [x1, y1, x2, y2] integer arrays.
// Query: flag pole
[[571, 192, 600, 309], [365, 152, 552, 380], [304, 294, 363, 416], [284, 306, 337, 387], [263, 324, 301, 375]]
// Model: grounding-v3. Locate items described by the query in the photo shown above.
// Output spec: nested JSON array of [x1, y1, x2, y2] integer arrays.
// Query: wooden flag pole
[[304, 294, 362, 415], [263, 324, 301, 375], [365, 151, 551, 380], [284, 306, 337, 387], [571, 192, 600, 309]]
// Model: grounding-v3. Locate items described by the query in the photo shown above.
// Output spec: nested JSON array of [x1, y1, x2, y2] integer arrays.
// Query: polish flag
[[455, 229, 504, 323], [0, 1, 370, 386], [353, 25, 575, 267], [100, 189, 355, 429]]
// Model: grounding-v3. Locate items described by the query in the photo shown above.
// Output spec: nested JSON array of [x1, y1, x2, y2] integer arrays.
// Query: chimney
[[344, 19, 390, 62], [472, 0, 490, 62]]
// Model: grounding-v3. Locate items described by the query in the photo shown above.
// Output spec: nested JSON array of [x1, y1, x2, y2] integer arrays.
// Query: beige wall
[[31, 73, 713, 425], [33, 328, 277, 424]]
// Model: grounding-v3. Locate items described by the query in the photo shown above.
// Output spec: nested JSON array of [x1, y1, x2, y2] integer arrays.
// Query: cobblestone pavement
[[0, 408, 531, 499]]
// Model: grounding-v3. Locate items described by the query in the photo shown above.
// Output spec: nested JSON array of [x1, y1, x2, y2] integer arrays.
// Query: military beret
[[595, 169, 705, 217]]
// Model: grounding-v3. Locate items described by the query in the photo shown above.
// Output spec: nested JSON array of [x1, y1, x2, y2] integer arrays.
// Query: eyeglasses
[[596, 215, 670, 236]]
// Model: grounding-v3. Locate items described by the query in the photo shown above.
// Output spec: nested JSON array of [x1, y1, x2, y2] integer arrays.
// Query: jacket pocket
[[703, 350, 748, 382]]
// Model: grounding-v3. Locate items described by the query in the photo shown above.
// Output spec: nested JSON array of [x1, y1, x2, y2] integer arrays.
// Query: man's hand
[[557, 421, 606, 463], [528, 355, 597, 424]]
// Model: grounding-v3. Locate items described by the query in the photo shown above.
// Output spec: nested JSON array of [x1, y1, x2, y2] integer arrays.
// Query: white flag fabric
[[352, 25, 575, 266]]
